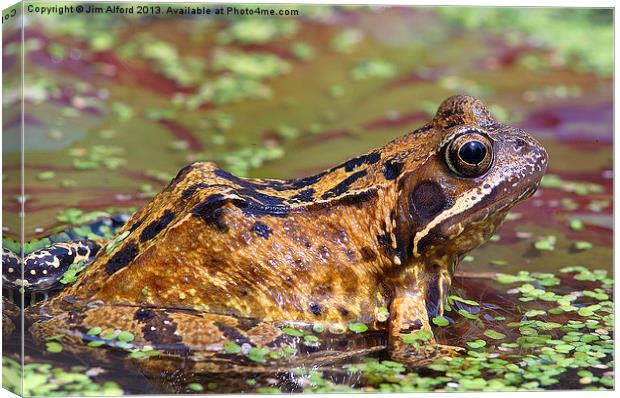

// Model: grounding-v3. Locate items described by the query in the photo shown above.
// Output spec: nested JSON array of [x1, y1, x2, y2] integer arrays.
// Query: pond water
[[2, 4, 613, 394]]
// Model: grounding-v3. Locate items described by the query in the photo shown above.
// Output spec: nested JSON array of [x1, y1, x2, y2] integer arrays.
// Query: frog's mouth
[[432, 180, 541, 258], [469, 181, 540, 223]]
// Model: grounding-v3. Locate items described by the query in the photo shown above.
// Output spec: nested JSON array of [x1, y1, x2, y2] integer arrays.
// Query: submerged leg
[[388, 293, 464, 366], [29, 305, 385, 374]]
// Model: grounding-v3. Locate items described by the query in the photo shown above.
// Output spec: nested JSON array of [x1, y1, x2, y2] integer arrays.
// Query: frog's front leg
[[388, 292, 464, 366]]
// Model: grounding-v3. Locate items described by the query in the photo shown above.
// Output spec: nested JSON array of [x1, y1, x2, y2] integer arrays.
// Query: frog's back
[[56, 153, 425, 323]]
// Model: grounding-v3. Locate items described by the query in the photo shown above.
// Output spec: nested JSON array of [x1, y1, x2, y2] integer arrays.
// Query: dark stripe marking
[[104, 241, 138, 274], [321, 170, 367, 200], [192, 194, 230, 232], [341, 151, 381, 172], [140, 210, 175, 242]]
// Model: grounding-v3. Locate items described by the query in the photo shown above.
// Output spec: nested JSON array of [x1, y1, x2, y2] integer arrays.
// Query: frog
[[5, 95, 547, 373]]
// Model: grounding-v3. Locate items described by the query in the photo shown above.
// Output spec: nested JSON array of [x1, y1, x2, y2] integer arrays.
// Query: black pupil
[[458, 141, 487, 165]]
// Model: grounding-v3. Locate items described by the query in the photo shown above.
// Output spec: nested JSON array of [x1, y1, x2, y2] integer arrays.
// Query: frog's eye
[[445, 132, 493, 177]]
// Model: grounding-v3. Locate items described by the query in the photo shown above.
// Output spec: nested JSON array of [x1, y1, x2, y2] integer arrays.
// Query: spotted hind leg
[[2, 240, 104, 302], [29, 305, 385, 374]]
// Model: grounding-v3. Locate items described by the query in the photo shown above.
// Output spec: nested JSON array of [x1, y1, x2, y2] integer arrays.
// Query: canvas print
[[1, 2, 614, 395]]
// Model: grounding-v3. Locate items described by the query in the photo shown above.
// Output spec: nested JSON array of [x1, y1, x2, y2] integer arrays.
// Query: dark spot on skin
[[360, 246, 377, 262], [251, 222, 272, 239], [140, 210, 175, 242], [214, 321, 252, 346], [104, 241, 138, 274], [410, 181, 447, 220], [309, 302, 322, 315], [134, 308, 156, 321], [321, 170, 368, 200], [291, 188, 315, 202], [192, 194, 229, 232], [138, 310, 190, 354], [382, 159, 404, 180], [340, 151, 381, 172], [376, 233, 391, 250], [399, 319, 423, 334], [77, 245, 88, 256], [182, 183, 209, 200]]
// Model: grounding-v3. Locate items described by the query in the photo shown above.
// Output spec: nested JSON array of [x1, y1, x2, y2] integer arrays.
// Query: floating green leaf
[[348, 323, 369, 333]]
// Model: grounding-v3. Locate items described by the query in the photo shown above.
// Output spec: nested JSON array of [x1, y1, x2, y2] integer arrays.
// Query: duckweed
[[212, 51, 291, 80], [188, 383, 204, 392], [218, 19, 298, 45], [574, 241, 593, 250], [59, 260, 88, 284], [45, 342, 63, 353], [281, 327, 304, 337], [483, 330, 506, 340], [541, 175, 604, 196], [348, 323, 369, 333], [350, 59, 397, 80], [534, 235, 556, 251], [330, 29, 363, 53], [290, 42, 315, 61], [2, 357, 123, 396]]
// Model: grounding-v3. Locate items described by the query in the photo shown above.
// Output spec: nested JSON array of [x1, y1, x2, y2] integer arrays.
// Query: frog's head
[[396, 95, 548, 261]]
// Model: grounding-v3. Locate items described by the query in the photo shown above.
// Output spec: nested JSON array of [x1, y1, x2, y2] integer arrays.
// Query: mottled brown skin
[[28, 95, 548, 371]]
